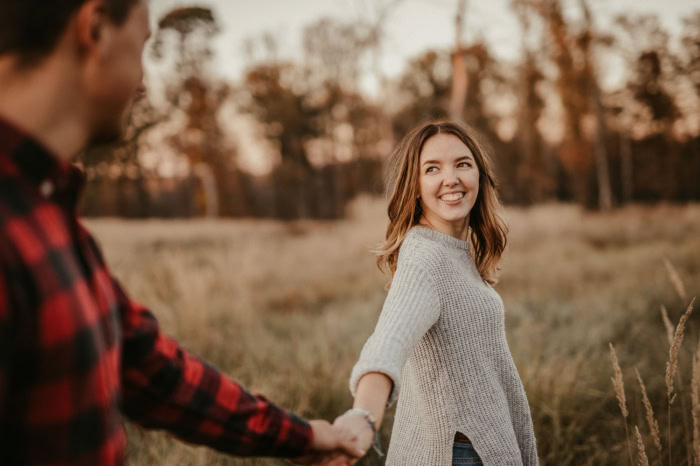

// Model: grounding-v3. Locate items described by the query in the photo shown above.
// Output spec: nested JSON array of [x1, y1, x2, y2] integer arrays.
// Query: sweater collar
[[411, 225, 471, 252]]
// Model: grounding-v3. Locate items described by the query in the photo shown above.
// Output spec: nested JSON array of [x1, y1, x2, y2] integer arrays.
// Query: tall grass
[[86, 199, 700, 465], [636, 368, 662, 464], [608, 252, 697, 466], [610, 342, 632, 466]]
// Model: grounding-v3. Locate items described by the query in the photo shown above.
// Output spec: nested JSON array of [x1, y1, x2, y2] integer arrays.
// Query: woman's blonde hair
[[375, 120, 508, 285]]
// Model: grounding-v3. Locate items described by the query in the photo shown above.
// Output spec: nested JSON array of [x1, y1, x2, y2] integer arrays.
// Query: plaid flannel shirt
[[0, 117, 313, 465]]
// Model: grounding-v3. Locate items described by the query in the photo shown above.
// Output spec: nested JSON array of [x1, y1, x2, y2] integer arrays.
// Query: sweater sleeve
[[349, 258, 440, 407]]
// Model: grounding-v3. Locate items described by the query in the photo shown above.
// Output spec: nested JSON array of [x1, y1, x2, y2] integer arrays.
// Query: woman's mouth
[[440, 192, 465, 203]]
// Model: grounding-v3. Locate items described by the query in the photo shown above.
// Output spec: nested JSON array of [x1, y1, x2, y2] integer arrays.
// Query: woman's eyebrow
[[422, 154, 474, 166]]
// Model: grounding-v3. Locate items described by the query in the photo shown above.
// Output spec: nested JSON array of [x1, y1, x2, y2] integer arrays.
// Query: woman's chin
[[438, 211, 470, 224]]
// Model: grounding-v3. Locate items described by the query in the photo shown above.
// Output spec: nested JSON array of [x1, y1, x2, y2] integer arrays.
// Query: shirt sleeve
[[0, 264, 11, 417], [349, 258, 441, 407], [114, 278, 313, 458]]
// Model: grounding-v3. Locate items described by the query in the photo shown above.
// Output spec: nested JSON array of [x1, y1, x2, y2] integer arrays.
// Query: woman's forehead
[[419, 134, 473, 162]]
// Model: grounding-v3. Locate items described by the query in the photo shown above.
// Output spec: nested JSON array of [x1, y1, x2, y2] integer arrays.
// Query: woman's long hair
[[375, 121, 508, 285]]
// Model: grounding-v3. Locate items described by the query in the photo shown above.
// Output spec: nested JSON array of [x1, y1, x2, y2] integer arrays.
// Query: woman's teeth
[[440, 192, 464, 201]]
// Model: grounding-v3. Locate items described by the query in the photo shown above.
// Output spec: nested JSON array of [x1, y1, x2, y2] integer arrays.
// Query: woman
[[334, 121, 538, 465]]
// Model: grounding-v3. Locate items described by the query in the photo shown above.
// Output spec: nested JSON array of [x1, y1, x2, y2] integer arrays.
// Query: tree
[[301, 12, 395, 161], [680, 12, 700, 100], [518, 0, 616, 208], [151, 7, 239, 217], [449, 0, 469, 122], [303, 17, 375, 93], [392, 50, 452, 136], [243, 62, 320, 171], [579, 0, 613, 209], [511, 0, 552, 203], [612, 14, 680, 138]]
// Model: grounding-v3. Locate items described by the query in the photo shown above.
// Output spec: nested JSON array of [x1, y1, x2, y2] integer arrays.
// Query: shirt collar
[[0, 115, 86, 211]]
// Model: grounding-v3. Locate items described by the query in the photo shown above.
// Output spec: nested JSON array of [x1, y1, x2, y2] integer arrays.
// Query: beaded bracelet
[[343, 408, 385, 457]]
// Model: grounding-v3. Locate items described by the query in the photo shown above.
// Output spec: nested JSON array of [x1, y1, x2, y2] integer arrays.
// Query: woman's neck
[[418, 214, 470, 241]]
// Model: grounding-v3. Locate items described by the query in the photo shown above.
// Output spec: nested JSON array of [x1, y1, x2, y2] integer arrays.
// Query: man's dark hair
[[0, 0, 139, 67]]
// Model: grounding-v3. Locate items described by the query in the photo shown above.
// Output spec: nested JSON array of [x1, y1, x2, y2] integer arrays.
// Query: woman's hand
[[331, 412, 375, 464], [290, 419, 366, 466]]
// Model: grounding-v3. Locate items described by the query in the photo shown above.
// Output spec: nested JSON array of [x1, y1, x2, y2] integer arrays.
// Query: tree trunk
[[620, 135, 633, 204], [192, 162, 219, 218], [592, 85, 613, 209], [449, 0, 468, 122]]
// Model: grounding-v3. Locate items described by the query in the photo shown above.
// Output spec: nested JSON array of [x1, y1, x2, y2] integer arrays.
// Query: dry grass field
[[85, 197, 700, 466]]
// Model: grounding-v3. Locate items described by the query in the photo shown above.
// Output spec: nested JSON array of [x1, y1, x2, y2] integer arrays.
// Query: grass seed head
[[635, 368, 662, 455], [663, 257, 687, 301], [661, 305, 674, 348], [635, 426, 650, 466], [610, 342, 628, 418], [666, 298, 695, 402]]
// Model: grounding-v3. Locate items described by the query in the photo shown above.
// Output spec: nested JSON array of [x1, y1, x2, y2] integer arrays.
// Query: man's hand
[[290, 419, 367, 465]]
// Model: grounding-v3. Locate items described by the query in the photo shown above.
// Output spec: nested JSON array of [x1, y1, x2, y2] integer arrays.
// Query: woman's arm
[[332, 372, 392, 460], [338, 258, 441, 461], [353, 372, 393, 428]]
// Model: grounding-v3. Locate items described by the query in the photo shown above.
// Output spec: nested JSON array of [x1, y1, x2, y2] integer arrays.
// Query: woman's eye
[[457, 162, 471, 168], [426, 167, 437, 173]]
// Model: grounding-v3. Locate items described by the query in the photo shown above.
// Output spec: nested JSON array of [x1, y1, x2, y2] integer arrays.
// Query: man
[[0, 1, 364, 464]]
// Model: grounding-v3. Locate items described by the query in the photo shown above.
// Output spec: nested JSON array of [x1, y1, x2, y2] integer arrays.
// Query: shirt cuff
[[275, 410, 315, 458]]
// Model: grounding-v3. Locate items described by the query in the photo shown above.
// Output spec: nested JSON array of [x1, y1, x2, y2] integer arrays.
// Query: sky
[[148, 0, 697, 94]]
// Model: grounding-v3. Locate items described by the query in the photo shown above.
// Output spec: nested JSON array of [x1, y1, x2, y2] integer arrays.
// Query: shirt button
[[40, 180, 54, 197]]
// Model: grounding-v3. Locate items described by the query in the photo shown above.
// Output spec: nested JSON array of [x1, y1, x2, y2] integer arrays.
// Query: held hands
[[303, 372, 389, 465], [290, 419, 369, 466], [332, 411, 376, 463]]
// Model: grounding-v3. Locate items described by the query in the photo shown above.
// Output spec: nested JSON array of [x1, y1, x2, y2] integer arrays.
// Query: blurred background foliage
[[77, 0, 700, 219]]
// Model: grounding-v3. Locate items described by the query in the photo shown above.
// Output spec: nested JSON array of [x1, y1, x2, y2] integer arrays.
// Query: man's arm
[[113, 277, 363, 462], [113, 276, 312, 458], [0, 264, 10, 416]]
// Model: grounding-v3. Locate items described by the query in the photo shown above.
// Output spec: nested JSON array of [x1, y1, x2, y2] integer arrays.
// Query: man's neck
[[0, 55, 88, 160]]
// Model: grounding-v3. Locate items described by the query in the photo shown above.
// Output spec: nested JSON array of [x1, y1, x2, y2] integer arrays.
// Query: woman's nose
[[443, 169, 459, 186]]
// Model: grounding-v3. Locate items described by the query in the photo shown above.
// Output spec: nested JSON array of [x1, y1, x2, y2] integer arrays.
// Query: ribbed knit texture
[[350, 226, 538, 465]]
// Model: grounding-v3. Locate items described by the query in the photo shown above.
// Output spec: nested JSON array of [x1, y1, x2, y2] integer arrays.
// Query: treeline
[[81, 159, 383, 219], [79, 2, 700, 219]]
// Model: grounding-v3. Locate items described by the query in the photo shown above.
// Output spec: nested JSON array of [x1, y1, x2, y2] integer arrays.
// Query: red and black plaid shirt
[[0, 117, 313, 465]]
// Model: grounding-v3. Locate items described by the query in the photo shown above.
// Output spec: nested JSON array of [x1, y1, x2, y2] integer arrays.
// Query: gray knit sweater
[[350, 226, 538, 465]]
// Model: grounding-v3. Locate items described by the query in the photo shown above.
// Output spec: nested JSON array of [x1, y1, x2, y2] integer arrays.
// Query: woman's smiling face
[[418, 133, 480, 238]]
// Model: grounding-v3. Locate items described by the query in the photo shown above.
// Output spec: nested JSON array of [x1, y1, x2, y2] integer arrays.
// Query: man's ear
[[74, 0, 110, 56]]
